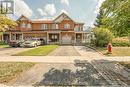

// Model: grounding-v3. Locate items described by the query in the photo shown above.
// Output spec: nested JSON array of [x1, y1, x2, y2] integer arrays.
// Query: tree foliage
[[93, 28, 114, 47], [0, 14, 17, 32], [95, 0, 130, 36]]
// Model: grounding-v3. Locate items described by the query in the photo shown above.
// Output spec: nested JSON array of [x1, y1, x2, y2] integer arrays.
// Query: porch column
[[9, 32, 11, 41], [22, 33, 24, 40], [1, 33, 3, 41], [47, 32, 49, 44], [59, 32, 62, 45], [74, 33, 76, 45], [82, 33, 84, 43]]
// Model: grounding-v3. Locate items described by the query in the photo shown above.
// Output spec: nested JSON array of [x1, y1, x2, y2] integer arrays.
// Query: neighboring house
[[2, 13, 91, 45]]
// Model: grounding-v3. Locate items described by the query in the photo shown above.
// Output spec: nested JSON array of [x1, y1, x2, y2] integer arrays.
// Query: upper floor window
[[56, 24, 59, 29], [21, 22, 26, 28], [74, 25, 82, 31], [52, 24, 59, 29], [41, 24, 48, 29], [64, 24, 70, 29], [27, 23, 32, 28]]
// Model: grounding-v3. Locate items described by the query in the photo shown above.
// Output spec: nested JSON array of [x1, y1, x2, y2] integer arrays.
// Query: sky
[[9, 0, 105, 27]]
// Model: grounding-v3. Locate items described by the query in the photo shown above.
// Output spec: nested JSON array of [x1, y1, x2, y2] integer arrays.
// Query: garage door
[[62, 35, 72, 44]]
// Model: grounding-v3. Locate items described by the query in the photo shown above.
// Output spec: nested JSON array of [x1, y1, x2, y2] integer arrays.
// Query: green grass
[[0, 44, 9, 48], [96, 47, 130, 56], [14, 45, 58, 56], [0, 42, 9, 48], [0, 62, 35, 83]]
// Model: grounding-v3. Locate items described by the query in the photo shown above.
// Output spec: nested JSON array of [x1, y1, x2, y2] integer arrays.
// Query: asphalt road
[[9, 60, 130, 86]]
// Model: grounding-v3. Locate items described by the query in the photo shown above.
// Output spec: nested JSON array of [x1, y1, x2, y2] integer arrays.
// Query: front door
[[49, 34, 59, 44], [76, 34, 82, 45]]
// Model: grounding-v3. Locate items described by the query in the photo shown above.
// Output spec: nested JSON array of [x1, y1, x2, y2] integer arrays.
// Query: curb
[[86, 45, 105, 56]]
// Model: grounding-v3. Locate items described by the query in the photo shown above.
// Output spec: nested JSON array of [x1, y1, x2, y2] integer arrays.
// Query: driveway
[[0, 47, 33, 56], [48, 46, 102, 57], [74, 46, 103, 57], [48, 46, 81, 56], [8, 60, 130, 86]]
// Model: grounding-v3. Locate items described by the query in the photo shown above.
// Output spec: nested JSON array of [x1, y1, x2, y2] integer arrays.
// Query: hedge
[[112, 42, 130, 47], [0, 41, 8, 45]]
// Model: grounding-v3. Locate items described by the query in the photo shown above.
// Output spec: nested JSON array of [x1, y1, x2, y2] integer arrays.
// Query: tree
[[94, 9, 104, 27], [0, 14, 17, 32], [96, 0, 130, 36]]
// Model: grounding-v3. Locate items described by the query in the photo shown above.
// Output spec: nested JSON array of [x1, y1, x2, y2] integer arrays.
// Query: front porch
[[1, 31, 91, 46], [47, 32, 89, 45]]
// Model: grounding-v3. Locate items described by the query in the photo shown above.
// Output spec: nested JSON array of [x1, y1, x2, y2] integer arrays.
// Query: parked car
[[9, 40, 25, 47], [40, 38, 46, 45], [22, 38, 41, 47]]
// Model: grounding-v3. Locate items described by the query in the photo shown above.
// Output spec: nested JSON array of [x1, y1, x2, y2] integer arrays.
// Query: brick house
[[2, 13, 91, 45]]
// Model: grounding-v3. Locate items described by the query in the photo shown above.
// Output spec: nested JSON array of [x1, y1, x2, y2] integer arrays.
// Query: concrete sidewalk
[[0, 56, 130, 62]]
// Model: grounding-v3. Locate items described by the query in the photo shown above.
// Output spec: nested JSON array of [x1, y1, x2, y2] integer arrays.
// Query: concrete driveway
[[48, 46, 81, 56], [0, 47, 33, 56], [48, 46, 102, 57]]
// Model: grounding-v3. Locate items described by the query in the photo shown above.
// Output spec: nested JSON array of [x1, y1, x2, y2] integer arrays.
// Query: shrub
[[113, 37, 129, 43], [92, 28, 114, 47], [112, 37, 130, 47], [0, 41, 8, 45], [112, 42, 130, 47]]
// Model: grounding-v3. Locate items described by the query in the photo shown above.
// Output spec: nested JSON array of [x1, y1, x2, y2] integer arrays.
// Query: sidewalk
[[0, 56, 130, 62]]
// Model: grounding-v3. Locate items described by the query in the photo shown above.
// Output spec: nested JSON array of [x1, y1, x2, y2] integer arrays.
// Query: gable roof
[[17, 15, 31, 21], [53, 12, 75, 23], [16, 13, 84, 25]]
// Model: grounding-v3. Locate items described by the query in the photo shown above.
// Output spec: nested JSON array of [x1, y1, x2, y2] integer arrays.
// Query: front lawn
[[0, 42, 9, 48], [0, 62, 35, 83], [0, 44, 9, 48], [14, 45, 58, 56], [96, 47, 130, 56]]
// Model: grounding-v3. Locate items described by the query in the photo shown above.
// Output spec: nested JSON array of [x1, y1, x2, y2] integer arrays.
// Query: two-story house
[[2, 13, 90, 45]]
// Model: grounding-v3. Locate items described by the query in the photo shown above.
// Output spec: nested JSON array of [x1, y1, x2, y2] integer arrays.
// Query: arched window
[[64, 24, 70, 29], [27, 23, 32, 28]]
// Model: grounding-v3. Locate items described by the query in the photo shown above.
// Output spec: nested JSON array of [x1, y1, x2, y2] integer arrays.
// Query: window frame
[[64, 23, 70, 29], [41, 24, 48, 29]]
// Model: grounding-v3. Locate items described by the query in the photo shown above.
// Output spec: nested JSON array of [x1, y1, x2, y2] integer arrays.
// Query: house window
[[21, 22, 26, 28], [64, 24, 70, 29], [74, 26, 79, 31], [56, 24, 59, 29], [41, 24, 48, 29], [27, 23, 32, 28], [52, 24, 59, 29]]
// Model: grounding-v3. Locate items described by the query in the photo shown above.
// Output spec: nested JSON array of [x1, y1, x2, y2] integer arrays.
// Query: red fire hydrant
[[107, 43, 112, 54]]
